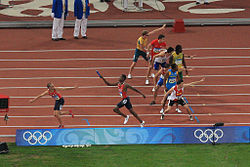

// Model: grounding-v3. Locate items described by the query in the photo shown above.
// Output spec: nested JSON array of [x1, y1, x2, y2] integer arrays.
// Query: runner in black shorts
[[161, 78, 205, 121], [99, 73, 146, 127], [30, 82, 78, 128], [128, 24, 166, 79]]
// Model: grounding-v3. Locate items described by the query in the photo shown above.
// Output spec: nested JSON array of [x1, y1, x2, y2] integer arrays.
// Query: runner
[[159, 63, 180, 113], [160, 78, 205, 120], [149, 47, 174, 105], [169, 44, 188, 81], [149, 63, 170, 105], [152, 46, 174, 89], [145, 34, 167, 85], [29, 82, 77, 128], [127, 24, 166, 79], [98, 73, 146, 127]]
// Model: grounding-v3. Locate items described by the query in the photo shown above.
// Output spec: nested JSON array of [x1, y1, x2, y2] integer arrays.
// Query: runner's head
[[177, 79, 184, 88], [142, 30, 149, 38], [47, 82, 55, 90], [119, 74, 127, 83], [171, 63, 178, 71], [158, 34, 165, 43], [167, 47, 174, 53], [165, 47, 174, 56], [175, 44, 182, 54]]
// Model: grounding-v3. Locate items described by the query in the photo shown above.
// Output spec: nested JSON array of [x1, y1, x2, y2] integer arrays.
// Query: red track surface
[[0, 26, 250, 142]]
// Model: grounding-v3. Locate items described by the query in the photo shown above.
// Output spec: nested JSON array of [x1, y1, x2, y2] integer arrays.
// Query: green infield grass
[[0, 143, 249, 167]]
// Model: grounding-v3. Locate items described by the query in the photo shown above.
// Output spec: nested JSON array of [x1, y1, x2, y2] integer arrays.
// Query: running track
[[0, 26, 250, 142]]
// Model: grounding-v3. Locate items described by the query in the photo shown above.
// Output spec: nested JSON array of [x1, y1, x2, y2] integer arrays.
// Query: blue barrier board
[[16, 126, 250, 146]]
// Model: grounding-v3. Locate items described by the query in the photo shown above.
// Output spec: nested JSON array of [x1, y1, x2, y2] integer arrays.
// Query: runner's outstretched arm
[[161, 87, 174, 105], [29, 90, 48, 103], [184, 78, 205, 88], [148, 24, 166, 36], [57, 85, 78, 91], [99, 75, 118, 86], [182, 54, 188, 75], [127, 84, 146, 98]]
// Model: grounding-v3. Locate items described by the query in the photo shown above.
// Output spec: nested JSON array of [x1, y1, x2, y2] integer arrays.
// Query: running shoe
[[58, 125, 64, 128], [145, 79, 149, 85], [152, 87, 155, 92], [150, 101, 156, 105], [151, 73, 155, 78], [176, 108, 182, 113], [160, 108, 164, 114], [196, 2, 200, 5], [140, 121, 145, 128], [69, 110, 74, 118], [189, 115, 194, 121], [124, 115, 130, 124], [160, 113, 165, 120], [128, 74, 132, 79]]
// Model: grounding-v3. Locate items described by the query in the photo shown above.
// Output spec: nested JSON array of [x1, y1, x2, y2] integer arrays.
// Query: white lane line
[[0, 74, 250, 80], [0, 122, 249, 128], [7, 93, 250, 99], [0, 49, 134, 53], [0, 56, 250, 62], [1, 65, 250, 71], [0, 47, 250, 53], [1, 113, 250, 118], [1, 84, 250, 90], [8, 103, 250, 109]]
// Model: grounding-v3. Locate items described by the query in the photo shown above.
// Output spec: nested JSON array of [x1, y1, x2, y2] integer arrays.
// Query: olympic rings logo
[[23, 131, 53, 145], [194, 129, 224, 143]]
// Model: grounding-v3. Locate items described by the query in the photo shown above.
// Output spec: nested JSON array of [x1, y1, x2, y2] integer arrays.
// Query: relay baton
[[96, 70, 102, 78]]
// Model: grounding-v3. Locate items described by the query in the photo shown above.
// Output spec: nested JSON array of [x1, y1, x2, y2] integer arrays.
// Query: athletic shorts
[[133, 48, 148, 62], [54, 98, 64, 110], [154, 62, 166, 71], [157, 77, 164, 87], [117, 97, 132, 109], [178, 71, 183, 80], [168, 98, 186, 106]]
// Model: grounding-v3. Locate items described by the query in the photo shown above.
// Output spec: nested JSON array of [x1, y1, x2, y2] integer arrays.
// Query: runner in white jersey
[[160, 78, 205, 121]]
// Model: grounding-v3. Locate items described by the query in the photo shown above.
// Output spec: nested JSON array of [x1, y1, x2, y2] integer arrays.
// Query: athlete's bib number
[[169, 78, 176, 83], [153, 48, 161, 53], [122, 99, 127, 104], [175, 59, 182, 65]]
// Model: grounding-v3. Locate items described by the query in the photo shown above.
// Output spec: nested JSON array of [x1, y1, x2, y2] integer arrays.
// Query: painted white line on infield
[[0, 122, 250, 128], [0, 56, 250, 62], [0, 74, 250, 80], [9, 103, 250, 109], [0, 47, 250, 53], [1, 112, 249, 119], [0, 65, 250, 71], [1, 84, 250, 90], [7, 93, 250, 99]]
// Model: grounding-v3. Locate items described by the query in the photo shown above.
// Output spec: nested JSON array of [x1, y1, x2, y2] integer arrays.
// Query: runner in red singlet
[[99, 74, 146, 127], [30, 82, 78, 128], [161, 78, 205, 121]]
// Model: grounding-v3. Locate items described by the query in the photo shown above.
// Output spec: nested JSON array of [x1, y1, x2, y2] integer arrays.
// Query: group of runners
[[29, 25, 205, 128]]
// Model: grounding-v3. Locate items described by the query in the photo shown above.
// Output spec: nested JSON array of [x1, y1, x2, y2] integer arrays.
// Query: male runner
[[169, 45, 188, 81], [161, 78, 205, 120], [159, 63, 179, 113], [128, 24, 166, 79], [30, 83, 77, 128], [145, 34, 167, 85], [99, 74, 146, 127]]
